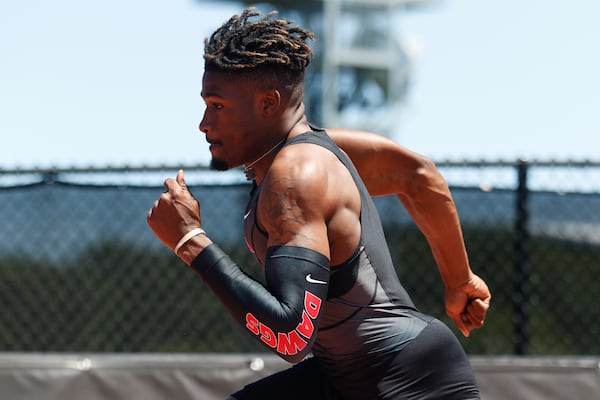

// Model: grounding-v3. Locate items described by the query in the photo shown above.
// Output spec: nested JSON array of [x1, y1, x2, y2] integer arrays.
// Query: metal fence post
[[513, 159, 530, 355]]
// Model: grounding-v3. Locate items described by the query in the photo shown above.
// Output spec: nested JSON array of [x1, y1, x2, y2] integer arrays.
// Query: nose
[[199, 111, 209, 135]]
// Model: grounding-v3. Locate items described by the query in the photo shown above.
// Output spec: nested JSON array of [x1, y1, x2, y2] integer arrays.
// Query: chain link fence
[[1, 161, 599, 356]]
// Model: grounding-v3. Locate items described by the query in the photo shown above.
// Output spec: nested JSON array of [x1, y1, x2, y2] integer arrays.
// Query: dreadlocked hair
[[204, 7, 315, 74]]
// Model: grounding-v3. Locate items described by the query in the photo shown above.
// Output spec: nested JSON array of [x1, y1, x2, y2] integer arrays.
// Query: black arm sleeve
[[190, 244, 330, 363]]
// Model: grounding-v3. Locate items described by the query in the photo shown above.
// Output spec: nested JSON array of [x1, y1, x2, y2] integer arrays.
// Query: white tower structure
[[321, 0, 433, 137]]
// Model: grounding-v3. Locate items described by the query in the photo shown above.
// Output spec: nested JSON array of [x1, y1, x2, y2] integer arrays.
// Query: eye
[[201, 96, 224, 110], [205, 101, 223, 110]]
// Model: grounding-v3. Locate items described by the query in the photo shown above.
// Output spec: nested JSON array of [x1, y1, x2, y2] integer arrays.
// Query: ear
[[261, 89, 281, 117]]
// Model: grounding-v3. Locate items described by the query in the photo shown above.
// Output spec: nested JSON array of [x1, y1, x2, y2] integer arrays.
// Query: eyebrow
[[200, 91, 225, 99]]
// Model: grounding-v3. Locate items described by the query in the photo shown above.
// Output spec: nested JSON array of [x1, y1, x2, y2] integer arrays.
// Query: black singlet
[[239, 128, 480, 399]]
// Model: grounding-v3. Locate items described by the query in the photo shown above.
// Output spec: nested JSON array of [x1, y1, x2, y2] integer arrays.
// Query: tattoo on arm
[[263, 179, 316, 246]]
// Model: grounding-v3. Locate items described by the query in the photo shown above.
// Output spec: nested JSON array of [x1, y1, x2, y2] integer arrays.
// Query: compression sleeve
[[190, 243, 330, 363]]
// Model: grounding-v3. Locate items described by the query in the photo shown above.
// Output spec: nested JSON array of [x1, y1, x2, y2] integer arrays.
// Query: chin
[[210, 158, 230, 171]]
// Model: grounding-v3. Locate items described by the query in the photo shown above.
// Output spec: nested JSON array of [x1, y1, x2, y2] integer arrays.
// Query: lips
[[207, 138, 223, 149]]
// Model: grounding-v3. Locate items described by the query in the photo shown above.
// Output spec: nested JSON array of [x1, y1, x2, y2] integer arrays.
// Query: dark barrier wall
[[0, 354, 598, 400], [0, 161, 599, 356]]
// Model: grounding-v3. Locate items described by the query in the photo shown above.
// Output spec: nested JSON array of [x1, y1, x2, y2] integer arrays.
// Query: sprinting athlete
[[147, 8, 491, 400]]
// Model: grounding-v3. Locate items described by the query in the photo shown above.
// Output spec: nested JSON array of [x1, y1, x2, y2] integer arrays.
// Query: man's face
[[199, 70, 261, 171]]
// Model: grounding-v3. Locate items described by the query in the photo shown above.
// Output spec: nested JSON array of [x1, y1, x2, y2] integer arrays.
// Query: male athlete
[[148, 8, 491, 400]]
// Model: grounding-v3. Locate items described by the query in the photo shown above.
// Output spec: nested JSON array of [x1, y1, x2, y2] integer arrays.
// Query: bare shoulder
[[326, 127, 436, 197], [261, 142, 336, 223], [327, 127, 395, 148], [326, 127, 425, 163], [257, 142, 356, 256]]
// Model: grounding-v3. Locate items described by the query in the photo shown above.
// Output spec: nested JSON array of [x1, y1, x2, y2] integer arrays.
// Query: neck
[[244, 106, 309, 181], [244, 135, 288, 181]]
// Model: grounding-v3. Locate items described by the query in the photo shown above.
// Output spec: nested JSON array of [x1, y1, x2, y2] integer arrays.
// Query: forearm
[[423, 215, 472, 289], [398, 167, 472, 289], [188, 244, 330, 363]]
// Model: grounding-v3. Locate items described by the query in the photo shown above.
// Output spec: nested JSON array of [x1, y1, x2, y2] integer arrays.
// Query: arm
[[147, 169, 331, 362], [328, 129, 491, 337]]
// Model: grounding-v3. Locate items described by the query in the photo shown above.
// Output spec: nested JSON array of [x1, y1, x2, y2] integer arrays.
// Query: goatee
[[210, 158, 229, 171]]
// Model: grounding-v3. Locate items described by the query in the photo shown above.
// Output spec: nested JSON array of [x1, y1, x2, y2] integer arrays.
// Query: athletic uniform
[[192, 128, 479, 399]]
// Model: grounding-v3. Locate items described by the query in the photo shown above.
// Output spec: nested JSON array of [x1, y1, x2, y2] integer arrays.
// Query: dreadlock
[[204, 7, 315, 77]]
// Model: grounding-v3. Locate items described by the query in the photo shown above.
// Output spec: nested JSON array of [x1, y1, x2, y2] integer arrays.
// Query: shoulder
[[263, 142, 335, 209], [326, 127, 437, 197], [256, 141, 349, 251]]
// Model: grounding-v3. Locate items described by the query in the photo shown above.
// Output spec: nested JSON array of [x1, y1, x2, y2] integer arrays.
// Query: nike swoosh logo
[[305, 274, 327, 285], [243, 210, 252, 220]]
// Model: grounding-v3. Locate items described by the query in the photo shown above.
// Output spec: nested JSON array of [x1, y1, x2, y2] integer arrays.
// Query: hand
[[147, 170, 202, 251], [445, 273, 491, 337]]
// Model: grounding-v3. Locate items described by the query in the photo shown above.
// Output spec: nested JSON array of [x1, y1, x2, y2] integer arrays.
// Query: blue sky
[[1, 0, 598, 169]]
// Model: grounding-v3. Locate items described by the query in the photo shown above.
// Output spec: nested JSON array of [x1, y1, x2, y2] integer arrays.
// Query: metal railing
[[1, 160, 598, 355]]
